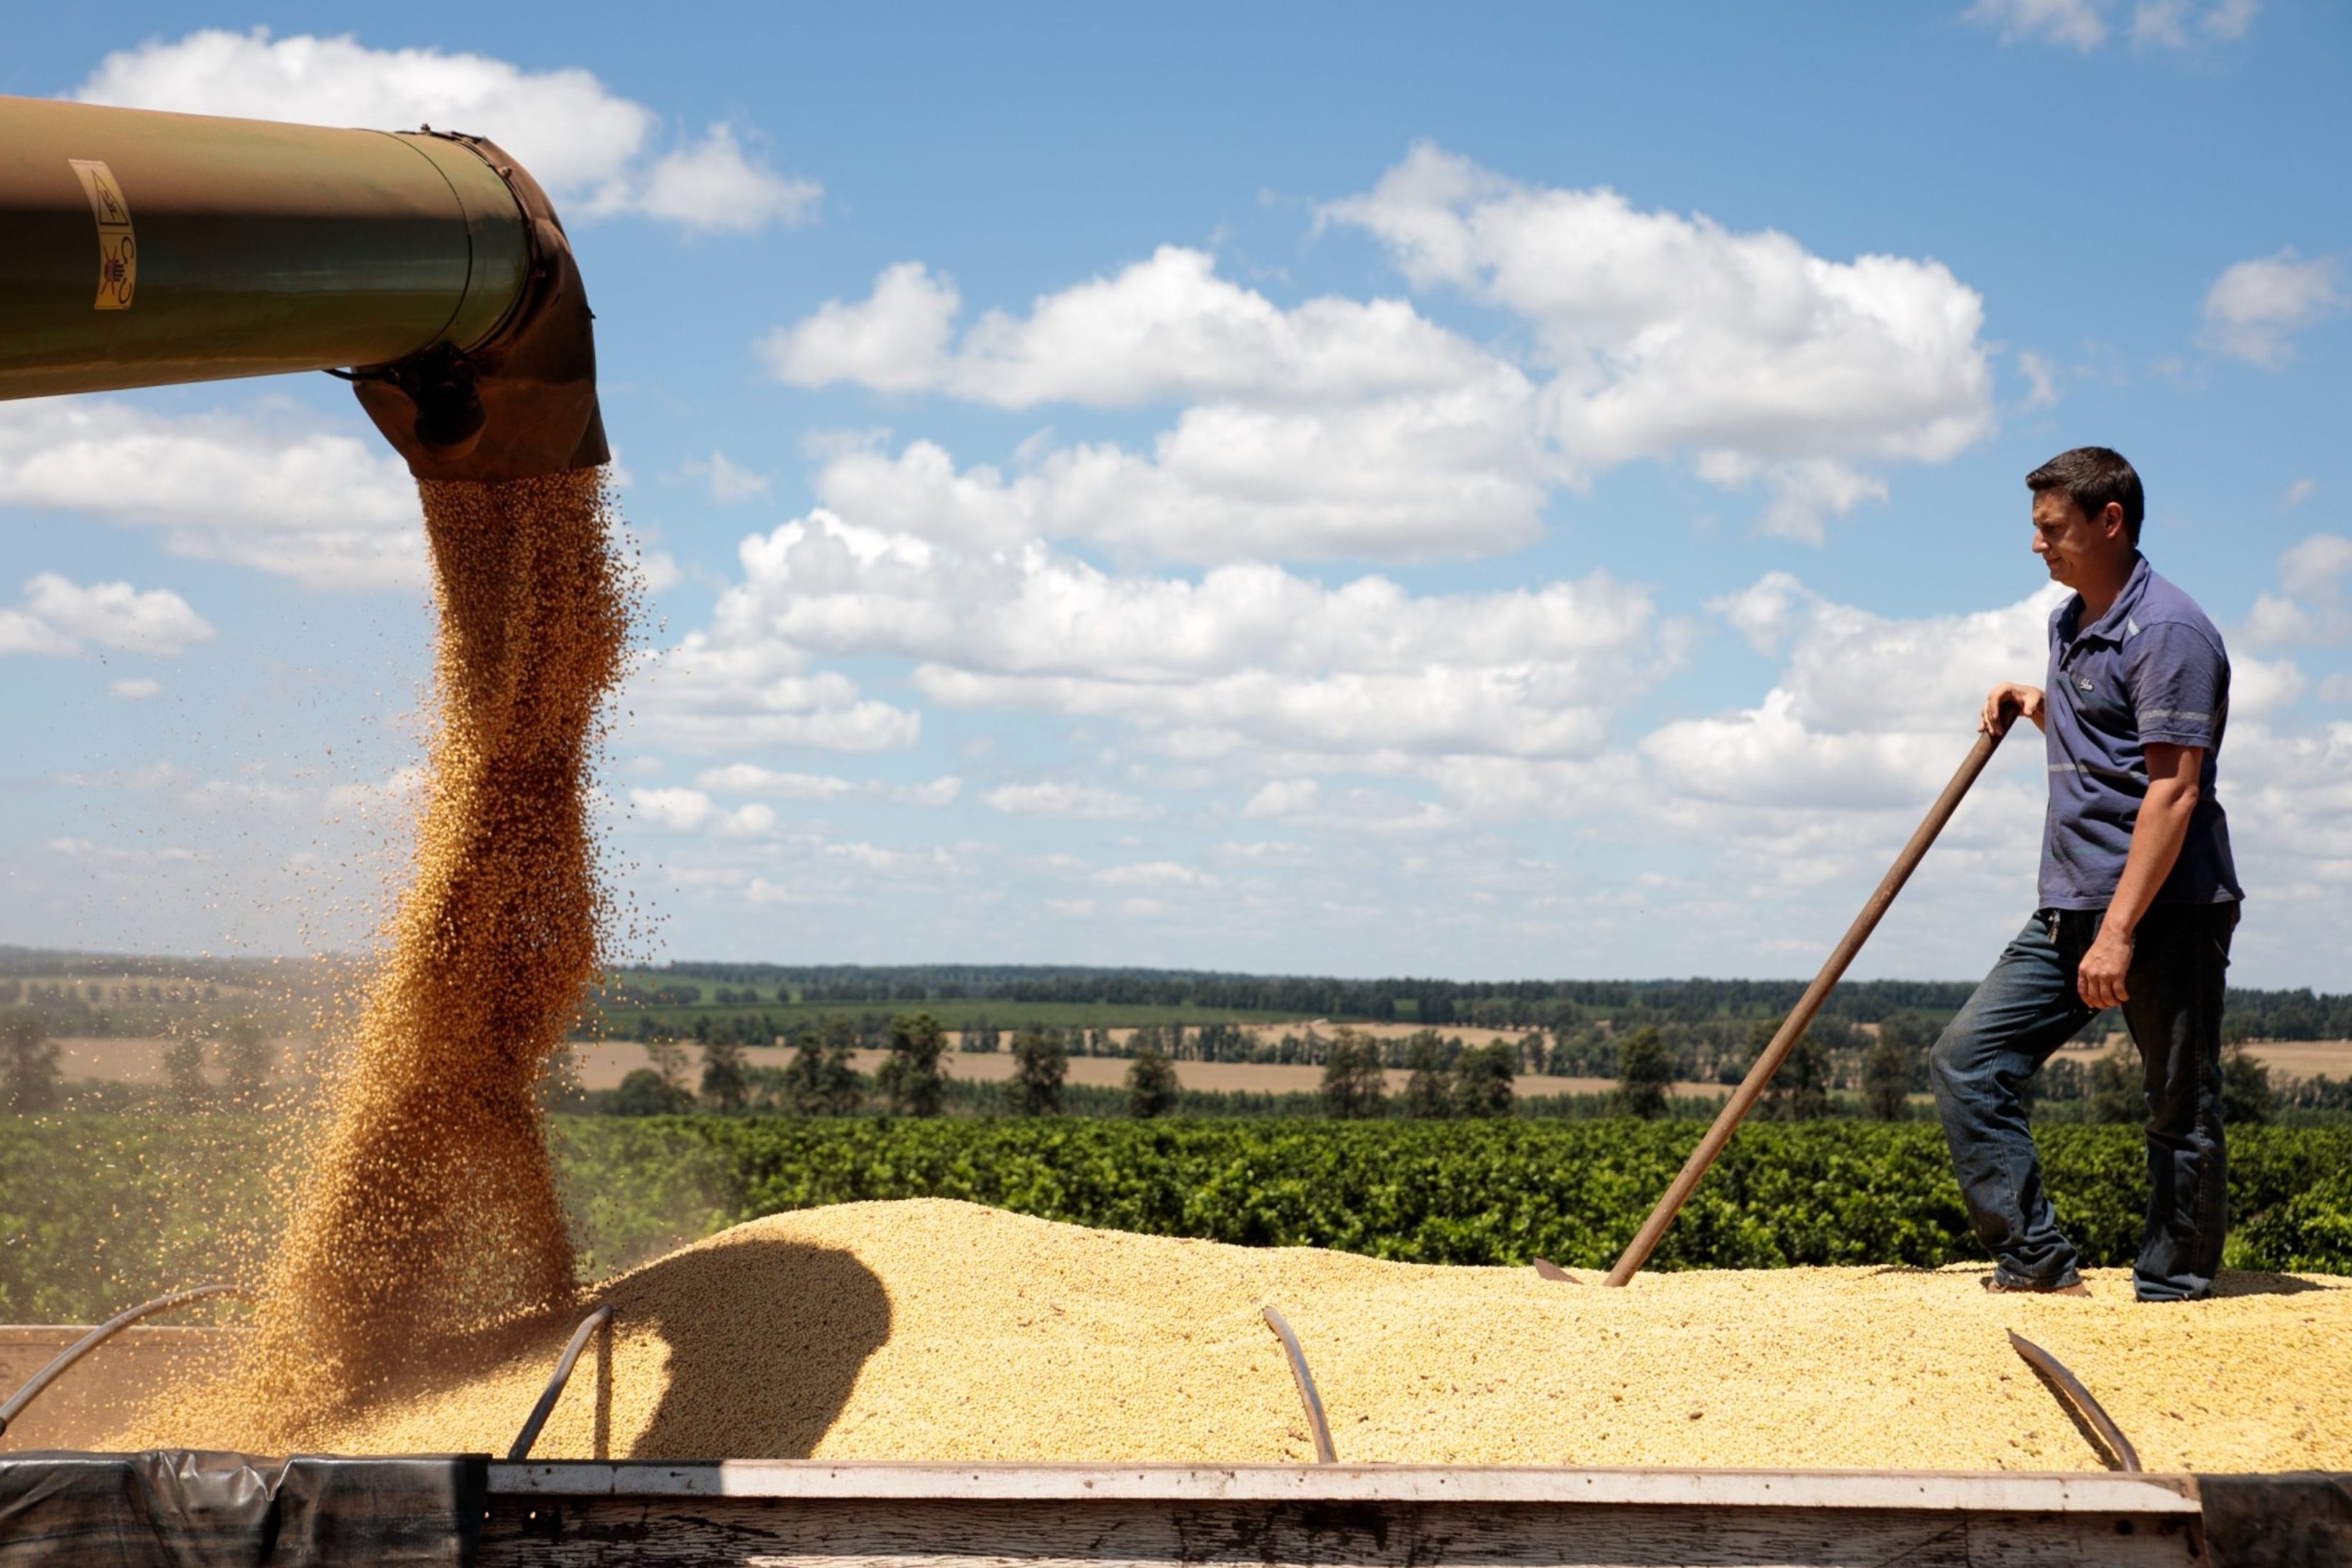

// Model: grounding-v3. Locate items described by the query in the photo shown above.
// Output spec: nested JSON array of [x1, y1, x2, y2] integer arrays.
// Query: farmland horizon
[[7, 944, 2348, 1008]]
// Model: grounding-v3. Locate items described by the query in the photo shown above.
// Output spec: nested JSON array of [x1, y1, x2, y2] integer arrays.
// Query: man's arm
[[2075, 741, 2202, 1010], [1980, 682, 2045, 735]]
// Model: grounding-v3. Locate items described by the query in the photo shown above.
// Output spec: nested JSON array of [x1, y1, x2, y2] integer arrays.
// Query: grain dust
[[200, 1198, 2350, 1473]]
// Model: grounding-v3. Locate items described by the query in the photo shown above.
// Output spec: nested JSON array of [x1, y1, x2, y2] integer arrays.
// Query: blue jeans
[[1930, 902, 2237, 1301]]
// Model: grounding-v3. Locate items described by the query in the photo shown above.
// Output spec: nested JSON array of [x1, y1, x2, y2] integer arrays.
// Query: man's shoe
[[1981, 1273, 2091, 1297]]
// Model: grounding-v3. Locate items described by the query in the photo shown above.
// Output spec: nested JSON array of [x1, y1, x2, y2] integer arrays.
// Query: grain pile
[[189, 1197, 2349, 1474], [224, 470, 629, 1437]]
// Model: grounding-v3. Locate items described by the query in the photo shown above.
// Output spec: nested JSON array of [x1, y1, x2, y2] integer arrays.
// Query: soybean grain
[[232, 1199, 2351, 1474]]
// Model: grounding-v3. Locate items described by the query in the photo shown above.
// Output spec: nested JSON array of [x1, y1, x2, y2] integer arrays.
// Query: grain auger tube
[[0, 94, 603, 482]]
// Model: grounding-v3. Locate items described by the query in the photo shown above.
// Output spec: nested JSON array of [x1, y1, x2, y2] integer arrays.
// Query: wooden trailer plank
[[489, 1459, 2201, 1513], [477, 1493, 2206, 1568]]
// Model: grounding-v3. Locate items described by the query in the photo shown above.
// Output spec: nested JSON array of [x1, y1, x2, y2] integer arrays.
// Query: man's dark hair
[[2026, 446, 2144, 545]]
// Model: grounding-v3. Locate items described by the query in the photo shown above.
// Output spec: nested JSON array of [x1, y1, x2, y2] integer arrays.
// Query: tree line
[[600, 962, 2352, 1042], [578, 1010, 2322, 1127]]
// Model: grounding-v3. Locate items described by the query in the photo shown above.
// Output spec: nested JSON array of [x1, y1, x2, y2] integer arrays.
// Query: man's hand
[[2078, 925, 2133, 1010], [1981, 682, 2046, 736]]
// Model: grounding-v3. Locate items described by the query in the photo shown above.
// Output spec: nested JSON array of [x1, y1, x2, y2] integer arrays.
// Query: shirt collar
[[2059, 553, 2152, 645]]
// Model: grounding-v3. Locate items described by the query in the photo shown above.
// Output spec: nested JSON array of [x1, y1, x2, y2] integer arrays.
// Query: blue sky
[[3, 2, 2347, 986]]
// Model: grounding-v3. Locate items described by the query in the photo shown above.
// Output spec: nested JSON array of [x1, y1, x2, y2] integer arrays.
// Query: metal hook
[[0, 1283, 242, 1439], [1260, 1306, 1336, 1465], [2007, 1330, 2141, 1473], [507, 1305, 613, 1462]]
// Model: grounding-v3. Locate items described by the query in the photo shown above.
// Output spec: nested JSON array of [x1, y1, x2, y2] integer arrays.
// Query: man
[[1932, 446, 2241, 1302]]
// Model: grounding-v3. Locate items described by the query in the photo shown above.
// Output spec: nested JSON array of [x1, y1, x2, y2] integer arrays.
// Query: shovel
[[1604, 727, 2006, 1287]]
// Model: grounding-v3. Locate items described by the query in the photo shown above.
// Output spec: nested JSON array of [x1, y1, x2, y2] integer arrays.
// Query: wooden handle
[[1602, 727, 2005, 1288]]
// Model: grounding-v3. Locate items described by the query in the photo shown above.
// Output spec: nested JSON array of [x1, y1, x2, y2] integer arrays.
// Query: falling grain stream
[[203, 471, 628, 1443]]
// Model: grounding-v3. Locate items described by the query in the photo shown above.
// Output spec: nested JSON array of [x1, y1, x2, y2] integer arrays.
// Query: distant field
[[568, 1042, 1727, 1101], [596, 997, 1293, 1031], [2229, 1040, 2352, 1080], [51, 1034, 2352, 1096], [2048, 1037, 2352, 1080], [50, 1034, 1721, 1101]]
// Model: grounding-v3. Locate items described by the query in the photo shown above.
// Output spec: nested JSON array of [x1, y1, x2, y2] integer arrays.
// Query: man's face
[[2030, 490, 2125, 587]]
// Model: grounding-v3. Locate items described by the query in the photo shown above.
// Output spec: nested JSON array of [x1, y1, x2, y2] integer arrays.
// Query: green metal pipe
[[0, 95, 531, 401]]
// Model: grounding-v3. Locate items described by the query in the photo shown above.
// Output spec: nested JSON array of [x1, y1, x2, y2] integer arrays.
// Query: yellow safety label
[[68, 158, 136, 311]]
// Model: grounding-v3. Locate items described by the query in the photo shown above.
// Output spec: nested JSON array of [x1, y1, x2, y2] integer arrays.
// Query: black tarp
[[0, 1452, 484, 1567], [2201, 1473, 2352, 1568]]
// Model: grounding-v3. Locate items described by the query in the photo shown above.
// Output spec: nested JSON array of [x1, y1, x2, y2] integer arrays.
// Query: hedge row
[[4, 1116, 2345, 1323], [673, 1118, 2352, 1275]]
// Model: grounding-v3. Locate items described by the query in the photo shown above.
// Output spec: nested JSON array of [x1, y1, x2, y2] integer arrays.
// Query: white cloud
[[772, 250, 1546, 564], [0, 399, 422, 591], [0, 573, 213, 657], [2241, 534, 2352, 648], [2221, 720, 2352, 902], [1239, 777, 1457, 835], [765, 264, 965, 394], [637, 550, 685, 595], [679, 451, 772, 504], [679, 510, 1676, 764], [1209, 839, 1313, 866], [2196, 0, 2259, 38], [181, 778, 305, 814], [1244, 779, 1322, 819], [766, 246, 1497, 409], [628, 636, 922, 754], [626, 786, 775, 836], [2017, 350, 2061, 410], [764, 155, 1997, 553], [809, 403, 1546, 563], [824, 840, 965, 876], [73, 30, 817, 233], [1697, 454, 1889, 546], [694, 763, 963, 807], [2201, 250, 2341, 368], [1964, 0, 2255, 49], [2131, 0, 2258, 46], [0, 608, 74, 658], [2284, 478, 2315, 508], [984, 781, 1163, 821], [108, 678, 164, 701], [1323, 144, 1994, 537], [630, 786, 716, 830], [1092, 859, 1215, 890], [1965, 0, 2110, 48], [889, 776, 964, 808], [597, 123, 820, 232], [1645, 576, 2065, 808], [696, 764, 856, 800], [2231, 655, 2305, 716], [322, 766, 427, 817]]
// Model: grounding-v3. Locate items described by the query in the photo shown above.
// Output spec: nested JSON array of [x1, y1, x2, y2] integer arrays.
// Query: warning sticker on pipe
[[68, 158, 136, 311]]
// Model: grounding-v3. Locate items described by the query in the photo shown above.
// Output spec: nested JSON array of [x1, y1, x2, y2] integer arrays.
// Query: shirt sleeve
[[2125, 621, 2228, 750]]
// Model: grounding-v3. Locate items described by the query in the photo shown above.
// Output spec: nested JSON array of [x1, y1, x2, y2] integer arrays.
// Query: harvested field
[[54, 1034, 2352, 1099], [122, 1197, 2351, 1472]]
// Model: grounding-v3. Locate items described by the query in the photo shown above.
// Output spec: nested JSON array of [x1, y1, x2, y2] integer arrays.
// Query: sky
[[1, 1, 2347, 987]]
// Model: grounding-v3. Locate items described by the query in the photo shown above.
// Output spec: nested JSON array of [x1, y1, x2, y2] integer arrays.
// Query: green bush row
[[670, 1117, 2352, 1274], [4, 1116, 2345, 1323]]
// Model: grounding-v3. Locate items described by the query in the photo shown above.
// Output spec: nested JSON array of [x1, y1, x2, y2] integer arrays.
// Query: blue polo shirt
[[2041, 555, 2240, 910]]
